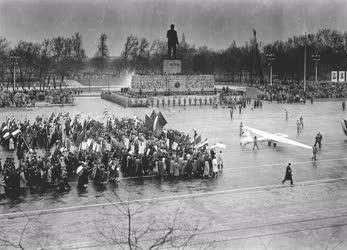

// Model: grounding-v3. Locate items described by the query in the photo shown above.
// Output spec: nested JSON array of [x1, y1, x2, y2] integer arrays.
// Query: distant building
[[181, 33, 186, 46]]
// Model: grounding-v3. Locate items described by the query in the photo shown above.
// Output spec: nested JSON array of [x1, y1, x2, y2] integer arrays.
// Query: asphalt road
[[0, 98, 347, 249]]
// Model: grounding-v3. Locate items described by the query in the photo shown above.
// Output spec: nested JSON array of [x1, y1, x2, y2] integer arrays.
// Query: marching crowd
[[0, 110, 224, 198], [0, 89, 75, 108]]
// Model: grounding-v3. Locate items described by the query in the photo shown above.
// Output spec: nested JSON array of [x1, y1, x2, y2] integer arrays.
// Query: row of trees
[[1, 28, 347, 87], [118, 28, 347, 82], [0, 32, 86, 89]]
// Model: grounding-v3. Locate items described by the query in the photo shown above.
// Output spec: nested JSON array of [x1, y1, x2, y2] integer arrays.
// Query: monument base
[[163, 59, 181, 74]]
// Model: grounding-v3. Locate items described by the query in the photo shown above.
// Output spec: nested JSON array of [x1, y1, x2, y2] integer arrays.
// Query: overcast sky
[[0, 0, 346, 57]]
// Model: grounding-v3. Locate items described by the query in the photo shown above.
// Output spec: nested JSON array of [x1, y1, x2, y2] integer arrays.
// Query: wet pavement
[[1, 98, 347, 249]]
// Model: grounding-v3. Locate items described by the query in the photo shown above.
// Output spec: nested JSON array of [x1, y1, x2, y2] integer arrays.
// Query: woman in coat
[[19, 168, 27, 190], [203, 158, 210, 178], [173, 159, 180, 178], [212, 157, 218, 178]]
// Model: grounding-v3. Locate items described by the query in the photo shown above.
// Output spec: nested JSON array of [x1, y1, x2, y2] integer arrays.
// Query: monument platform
[[102, 59, 219, 108]]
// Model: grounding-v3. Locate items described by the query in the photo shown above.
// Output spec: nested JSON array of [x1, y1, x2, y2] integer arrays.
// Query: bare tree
[[0, 36, 10, 86], [0, 209, 43, 249], [94, 189, 200, 249], [91, 33, 109, 72], [122, 35, 139, 70]]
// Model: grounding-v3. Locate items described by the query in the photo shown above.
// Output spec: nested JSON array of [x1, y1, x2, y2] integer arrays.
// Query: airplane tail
[[240, 130, 253, 146], [341, 118, 347, 136]]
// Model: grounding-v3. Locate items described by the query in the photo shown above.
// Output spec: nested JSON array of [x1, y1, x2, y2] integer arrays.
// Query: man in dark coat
[[282, 163, 293, 185], [167, 24, 179, 59]]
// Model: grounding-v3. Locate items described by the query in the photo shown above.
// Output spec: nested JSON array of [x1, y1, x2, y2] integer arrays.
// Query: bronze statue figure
[[167, 24, 179, 59]]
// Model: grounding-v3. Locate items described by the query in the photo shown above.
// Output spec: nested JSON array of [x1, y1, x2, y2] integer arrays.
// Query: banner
[[339, 71, 345, 82], [332, 71, 338, 82], [123, 137, 130, 148], [139, 141, 146, 154], [81, 142, 87, 150], [105, 142, 111, 151]]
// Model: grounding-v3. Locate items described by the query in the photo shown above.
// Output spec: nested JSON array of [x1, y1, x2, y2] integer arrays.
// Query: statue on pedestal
[[167, 24, 179, 59]]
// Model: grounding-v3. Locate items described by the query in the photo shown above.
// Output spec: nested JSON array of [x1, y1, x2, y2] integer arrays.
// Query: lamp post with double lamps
[[312, 54, 320, 83], [265, 53, 275, 86], [9, 51, 20, 91]]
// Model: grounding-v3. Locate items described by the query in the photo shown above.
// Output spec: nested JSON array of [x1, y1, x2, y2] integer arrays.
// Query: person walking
[[253, 136, 259, 150], [230, 108, 233, 119], [212, 157, 218, 178], [312, 144, 318, 161], [240, 122, 244, 136], [217, 151, 223, 170], [317, 132, 323, 149], [285, 109, 288, 121], [342, 100, 345, 111], [300, 116, 304, 129], [297, 120, 301, 135], [282, 163, 293, 185]]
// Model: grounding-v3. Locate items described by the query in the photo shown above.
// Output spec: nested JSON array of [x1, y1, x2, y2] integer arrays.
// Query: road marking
[[0, 177, 346, 219], [226, 157, 347, 171]]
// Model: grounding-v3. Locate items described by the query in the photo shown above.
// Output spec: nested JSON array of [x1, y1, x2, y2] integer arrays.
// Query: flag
[[11, 129, 21, 137], [211, 142, 227, 149], [153, 112, 167, 135], [49, 113, 55, 122], [194, 135, 202, 144], [103, 108, 109, 118], [2, 126, 8, 133], [61, 112, 69, 119], [195, 139, 208, 149], [3, 132, 10, 140], [75, 130, 85, 145], [145, 115, 154, 131], [150, 110, 157, 121]]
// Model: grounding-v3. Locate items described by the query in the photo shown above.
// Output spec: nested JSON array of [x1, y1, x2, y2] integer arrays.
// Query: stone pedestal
[[163, 59, 181, 74]]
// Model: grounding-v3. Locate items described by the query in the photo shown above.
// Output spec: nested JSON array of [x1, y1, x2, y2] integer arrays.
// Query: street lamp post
[[9, 52, 20, 92], [312, 54, 320, 83], [265, 53, 275, 86], [107, 74, 110, 92], [88, 66, 91, 93]]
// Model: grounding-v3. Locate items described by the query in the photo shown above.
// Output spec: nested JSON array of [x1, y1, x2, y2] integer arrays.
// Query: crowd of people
[[0, 88, 75, 108], [0, 110, 224, 198], [257, 81, 347, 103]]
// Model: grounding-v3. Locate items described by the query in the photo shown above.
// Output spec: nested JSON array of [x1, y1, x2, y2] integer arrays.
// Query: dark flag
[[153, 112, 167, 135], [194, 135, 202, 144], [75, 130, 85, 145], [150, 110, 157, 121], [145, 115, 154, 131]]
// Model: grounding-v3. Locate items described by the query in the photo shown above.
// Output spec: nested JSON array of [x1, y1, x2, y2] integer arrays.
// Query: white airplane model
[[240, 125, 312, 150]]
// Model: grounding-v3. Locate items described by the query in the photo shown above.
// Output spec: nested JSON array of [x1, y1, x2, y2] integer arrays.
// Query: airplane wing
[[341, 118, 347, 136], [244, 126, 312, 150]]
